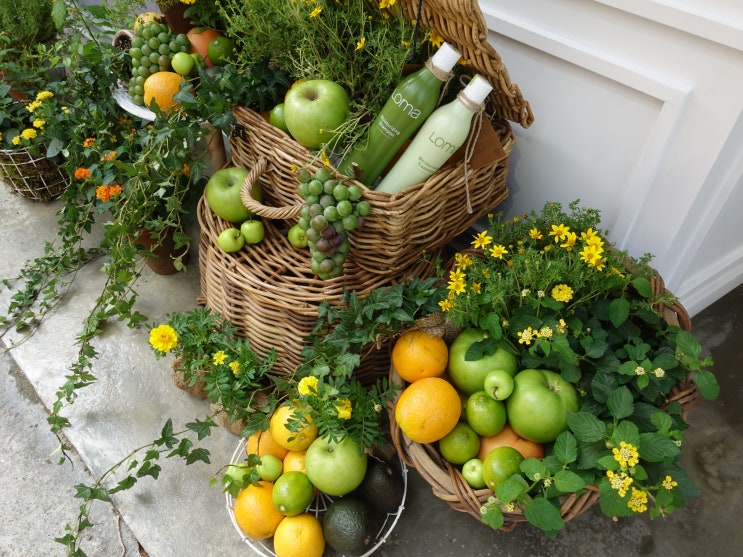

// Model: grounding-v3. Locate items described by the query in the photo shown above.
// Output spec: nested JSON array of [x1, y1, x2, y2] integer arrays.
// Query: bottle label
[[427, 131, 459, 155], [390, 91, 423, 119], [378, 114, 401, 139]]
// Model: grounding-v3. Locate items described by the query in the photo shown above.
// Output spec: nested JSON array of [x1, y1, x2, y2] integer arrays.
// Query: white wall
[[480, 0, 743, 316]]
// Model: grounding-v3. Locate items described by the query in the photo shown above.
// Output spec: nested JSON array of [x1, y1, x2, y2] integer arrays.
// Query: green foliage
[[0, 0, 60, 52]]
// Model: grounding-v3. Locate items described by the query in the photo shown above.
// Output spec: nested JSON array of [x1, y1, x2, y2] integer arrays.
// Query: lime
[[255, 454, 283, 482], [482, 446, 524, 491], [438, 422, 480, 465], [272, 471, 315, 516], [206, 36, 235, 66], [269, 103, 289, 133], [465, 390, 507, 436]]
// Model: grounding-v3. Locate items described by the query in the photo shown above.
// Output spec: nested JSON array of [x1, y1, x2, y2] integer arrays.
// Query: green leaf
[[552, 431, 578, 465], [554, 470, 587, 493], [597, 454, 619, 471], [638, 432, 680, 462], [598, 476, 634, 517], [630, 277, 651, 299], [650, 411, 673, 433], [520, 458, 548, 481], [524, 497, 565, 537], [612, 420, 640, 447], [694, 370, 720, 401], [465, 337, 496, 361], [495, 474, 529, 502], [481, 503, 505, 530], [607, 386, 634, 420], [608, 297, 630, 327], [567, 412, 607, 442]]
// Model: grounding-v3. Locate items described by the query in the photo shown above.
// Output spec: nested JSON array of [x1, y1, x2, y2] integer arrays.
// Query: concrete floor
[[1, 180, 741, 557]]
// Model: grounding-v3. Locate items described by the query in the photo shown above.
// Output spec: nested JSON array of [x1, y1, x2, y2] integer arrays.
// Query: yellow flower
[[581, 227, 603, 247], [454, 252, 473, 269], [612, 441, 639, 468], [35, 90, 53, 101], [517, 327, 538, 345], [298, 376, 319, 396], [529, 227, 543, 240], [320, 150, 330, 166], [213, 351, 228, 366], [447, 269, 466, 294], [229, 361, 240, 375], [149, 324, 178, 353], [627, 488, 648, 513], [355, 37, 366, 50], [560, 231, 578, 250], [83, 137, 96, 148], [606, 470, 633, 497], [335, 398, 352, 420], [579, 244, 605, 270], [470, 282, 482, 294], [428, 29, 444, 48], [32, 119, 46, 129], [438, 298, 455, 312], [20, 128, 37, 140], [309, 6, 322, 17], [471, 230, 493, 249], [379, 0, 397, 9], [548, 223, 570, 243], [488, 244, 507, 259], [551, 284, 574, 303], [661, 475, 678, 490]]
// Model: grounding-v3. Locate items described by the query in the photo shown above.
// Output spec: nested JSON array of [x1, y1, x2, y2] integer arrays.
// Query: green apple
[[483, 369, 515, 401], [171, 51, 196, 76], [304, 434, 367, 496], [465, 391, 507, 437], [240, 220, 265, 244], [482, 446, 524, 492], [283, 79, 350, 149], [287, 224, 308, 248], [462, 458, 486, 489], [255, 454, 282, 482], [205, 167, 263, 224], [447, 329, 518, 395], [217, 227, 244, 253], [505, 369, 579, 443]]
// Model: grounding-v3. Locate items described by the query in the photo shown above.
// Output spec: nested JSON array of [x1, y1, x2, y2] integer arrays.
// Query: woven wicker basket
[[229, 0, 533, 275], [388, 268, 699, 531], [196, 194, 442, 376], [0, 148, 68, 202]]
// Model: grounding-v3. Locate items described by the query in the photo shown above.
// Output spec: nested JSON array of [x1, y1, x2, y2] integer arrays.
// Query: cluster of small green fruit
[[295, 167, 371, 279], [127, 21, 190, 105]]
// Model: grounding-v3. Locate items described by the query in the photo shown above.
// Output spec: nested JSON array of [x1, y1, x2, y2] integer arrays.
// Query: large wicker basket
[[196, 194, 442, 376], [0, 148, 68, 202], [388, 269, 699, 531], [229, 0, 533, 275]]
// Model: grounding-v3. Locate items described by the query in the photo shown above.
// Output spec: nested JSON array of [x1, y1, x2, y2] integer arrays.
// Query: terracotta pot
[[136, 227, 189, 275], [157, 1, 193, 35]]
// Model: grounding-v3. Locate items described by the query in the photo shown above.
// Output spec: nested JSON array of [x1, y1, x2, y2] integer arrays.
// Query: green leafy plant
[[439, 200, 719, 535]]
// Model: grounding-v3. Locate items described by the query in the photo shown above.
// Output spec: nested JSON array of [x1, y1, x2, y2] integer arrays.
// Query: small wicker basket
[[228, 0, 533, 275], [0, 148, 68, 202], [388, 268, 699, 531], [196, 194, 442, 376]]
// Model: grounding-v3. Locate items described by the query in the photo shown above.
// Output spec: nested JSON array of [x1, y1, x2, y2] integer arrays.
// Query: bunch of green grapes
[[295, 167, 371, 279], [127, 21, 190, 105]]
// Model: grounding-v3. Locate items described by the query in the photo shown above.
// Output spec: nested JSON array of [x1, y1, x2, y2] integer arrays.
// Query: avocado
[[323, 496, 379, 556], [354, 456, 405, 515]]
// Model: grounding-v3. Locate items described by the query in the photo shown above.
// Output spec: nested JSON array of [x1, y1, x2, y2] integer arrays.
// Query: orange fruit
[[478, 424, 545, 461], [282, 450, 307, 473], [143, 71, 183, 113], [246, 428, 289, 461], [269, 402, 318, 451], [391, 329, 449, 383], [186, 27, 222, 67], [273, 513, 325, 557], [232, 481, 285, 540], [395, 377, 461, 444]]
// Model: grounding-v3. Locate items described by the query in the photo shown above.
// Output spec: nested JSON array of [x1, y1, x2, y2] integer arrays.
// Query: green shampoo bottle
[[337, 42, 461, 187]]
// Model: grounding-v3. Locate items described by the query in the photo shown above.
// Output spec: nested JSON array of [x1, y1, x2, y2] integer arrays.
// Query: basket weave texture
[[228, 0, 533, 275], [388, 268, 699, 531], [196, 195, 441, 376], [0, 148, 68, 202]]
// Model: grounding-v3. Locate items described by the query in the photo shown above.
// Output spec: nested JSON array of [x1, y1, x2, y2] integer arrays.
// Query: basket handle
[[239, 158, 303, 220]]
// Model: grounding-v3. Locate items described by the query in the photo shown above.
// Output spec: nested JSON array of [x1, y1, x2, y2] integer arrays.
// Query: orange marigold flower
[[182, 163, 190, 176], [108, 184, 122, 197], [96, 185, 111, 202], [100, 150, 117, 162], [83, 137, 96, 148], [75, 168, 92, 180]]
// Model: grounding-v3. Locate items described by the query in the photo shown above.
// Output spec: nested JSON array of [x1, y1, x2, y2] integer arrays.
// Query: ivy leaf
[[639, 432, 680, 462], [609, 297, 631, 327], [607, 386, 634, 420], [552, 431, 577, 465], [567, 411, 607, 442], [524, 497, 565, 538], [554, 470, 587, 493]]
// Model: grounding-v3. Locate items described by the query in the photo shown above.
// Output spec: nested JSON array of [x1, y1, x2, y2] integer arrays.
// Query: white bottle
[[375, 75, 494, 195]]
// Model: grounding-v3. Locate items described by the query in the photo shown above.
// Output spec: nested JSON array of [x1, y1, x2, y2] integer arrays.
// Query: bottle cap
[[430, 42, 462, 73], [461, 75, 493, 107]]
